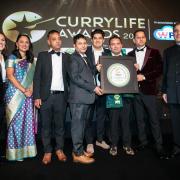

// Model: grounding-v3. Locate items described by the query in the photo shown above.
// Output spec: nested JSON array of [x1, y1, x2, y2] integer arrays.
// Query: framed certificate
[[99, 56, 139, 94]]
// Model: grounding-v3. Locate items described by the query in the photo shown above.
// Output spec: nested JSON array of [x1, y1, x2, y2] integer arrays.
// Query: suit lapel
[[131, 49, 136, 61], [46, 52, 52, 80], [91, 47, 96, 65], [142, 47, 151, 69], [62, 53, 66, 84]]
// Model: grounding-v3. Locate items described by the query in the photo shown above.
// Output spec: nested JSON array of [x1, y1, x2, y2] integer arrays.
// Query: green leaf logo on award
[[114, 95, 121, 104], [2, 11, 55, 43]]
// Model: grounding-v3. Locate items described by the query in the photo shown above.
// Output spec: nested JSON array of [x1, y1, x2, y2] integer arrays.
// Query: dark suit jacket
[[0, 55, 6, 104], [86, 46, 111, 75], [128, 46, 162, 95], [33, 51, 70, 101], [0, 68, 4, 104], [68, 51, 96, 104], [161, 44, 180, 104]]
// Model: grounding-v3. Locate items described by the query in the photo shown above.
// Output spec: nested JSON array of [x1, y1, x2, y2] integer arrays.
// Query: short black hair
[[173, 22, 180, 32], [109, 35, 122, 45], [133, 29, 146, 38], [91, 29, 105, 39], [47, 30, 60, 38], [73, 34, 87, 44]]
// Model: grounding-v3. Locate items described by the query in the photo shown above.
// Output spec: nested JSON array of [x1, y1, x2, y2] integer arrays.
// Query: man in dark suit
[[162, 22, 180, 158], [33, 30, 69, 165], [128, 30, 165, 158], [68, 34, 103, 164], [85, 29, 111, 154]]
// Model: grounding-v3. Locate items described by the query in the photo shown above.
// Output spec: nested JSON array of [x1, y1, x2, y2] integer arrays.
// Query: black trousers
[[70, 103, 91, 156], [134, 93, 162, 147], [40, 93, 67, 153], [108, 98, 133, 147], [0, 103, 5, 139], [169, 104, 180, 147], [85, 95, 107, 144], [0, 83, 6, 139]]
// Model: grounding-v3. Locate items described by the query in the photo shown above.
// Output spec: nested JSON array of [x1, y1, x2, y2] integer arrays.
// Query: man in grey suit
[[162, 22, 180, 158], [68, 34, 103, 164]]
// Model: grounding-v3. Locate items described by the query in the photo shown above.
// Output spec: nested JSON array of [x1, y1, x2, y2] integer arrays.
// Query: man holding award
[[106, 35, 135, 156]]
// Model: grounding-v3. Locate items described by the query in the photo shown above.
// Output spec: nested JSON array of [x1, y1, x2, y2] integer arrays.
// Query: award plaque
[[99, 56, 139, 94]]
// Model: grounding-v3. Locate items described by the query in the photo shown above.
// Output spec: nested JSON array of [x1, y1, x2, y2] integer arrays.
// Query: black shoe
[[136, 143, 148, 151], [170, 146, 180, 158], [156, 147, 168, 159]]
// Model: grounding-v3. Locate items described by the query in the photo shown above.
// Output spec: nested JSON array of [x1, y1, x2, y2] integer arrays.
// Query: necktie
[[50, 50, 61, 56], [82, 56, 88, 65], [136, 47, 145, 52]]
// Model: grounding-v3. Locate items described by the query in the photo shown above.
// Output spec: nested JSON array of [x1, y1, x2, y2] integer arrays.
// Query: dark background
[[0, 0, 180, 55]]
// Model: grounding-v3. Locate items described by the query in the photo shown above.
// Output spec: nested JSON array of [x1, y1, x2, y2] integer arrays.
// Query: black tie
[[136, 47, 145, 52], [50, 50, 61, 56], [82, 56, 88, 65]]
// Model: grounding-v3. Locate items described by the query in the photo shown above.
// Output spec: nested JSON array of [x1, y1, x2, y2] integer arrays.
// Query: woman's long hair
[[12, 33, 34, 63], [0, 32, 8, 60]]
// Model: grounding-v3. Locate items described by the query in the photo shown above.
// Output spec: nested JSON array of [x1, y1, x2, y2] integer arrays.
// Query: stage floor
[[0, 136, 180, 180]]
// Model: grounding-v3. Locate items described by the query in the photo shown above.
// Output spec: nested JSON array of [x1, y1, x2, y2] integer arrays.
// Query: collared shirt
[[48, 49, 64, 91], [92, 46, 104, 86], [80, 53, 88, 64], [0, 54, 6, 82], [112, 52, 122, 57], [135, 46, 146, 70], [92, 46, 104, 65]]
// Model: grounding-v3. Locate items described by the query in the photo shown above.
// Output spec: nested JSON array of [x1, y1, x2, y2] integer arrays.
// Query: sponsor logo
[[153, 25, 174, 40]]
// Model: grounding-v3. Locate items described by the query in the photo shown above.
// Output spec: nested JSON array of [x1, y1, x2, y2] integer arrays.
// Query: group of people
[[0, 22, 180, 164]]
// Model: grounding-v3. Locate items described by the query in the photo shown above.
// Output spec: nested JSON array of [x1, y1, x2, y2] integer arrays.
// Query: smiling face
[[48, 32, 62, 51], [0, 33, 6, 52], [16, 35, 30, 54], [174, 24, 180, 43], [91, 33, 105, 50], [74, 37, 87, 54], [109, 38, 123, 55]]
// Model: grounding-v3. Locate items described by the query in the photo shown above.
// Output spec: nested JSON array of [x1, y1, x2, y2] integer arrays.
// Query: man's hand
[[94, 86, 103, 96], [96, 64, 102, 72], [137, 74, 146, 82], [162, 94, 167, 103], [34, 99, 42, 109], [134, 63, 139, 71]]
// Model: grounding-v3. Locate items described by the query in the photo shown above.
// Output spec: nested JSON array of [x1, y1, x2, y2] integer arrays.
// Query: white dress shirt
[[135, 46, 146, 70], [92, 46, 104, 86], [0, 54, 6, 82], [50, 50, 64, 91], [92, 46, 104, 65]]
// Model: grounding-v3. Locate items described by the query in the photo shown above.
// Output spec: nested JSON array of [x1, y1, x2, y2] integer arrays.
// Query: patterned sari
[[5, 54, 37, 161]]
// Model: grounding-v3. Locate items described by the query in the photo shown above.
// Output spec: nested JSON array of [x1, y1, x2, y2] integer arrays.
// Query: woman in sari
[[5, 34, 37, 161]]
